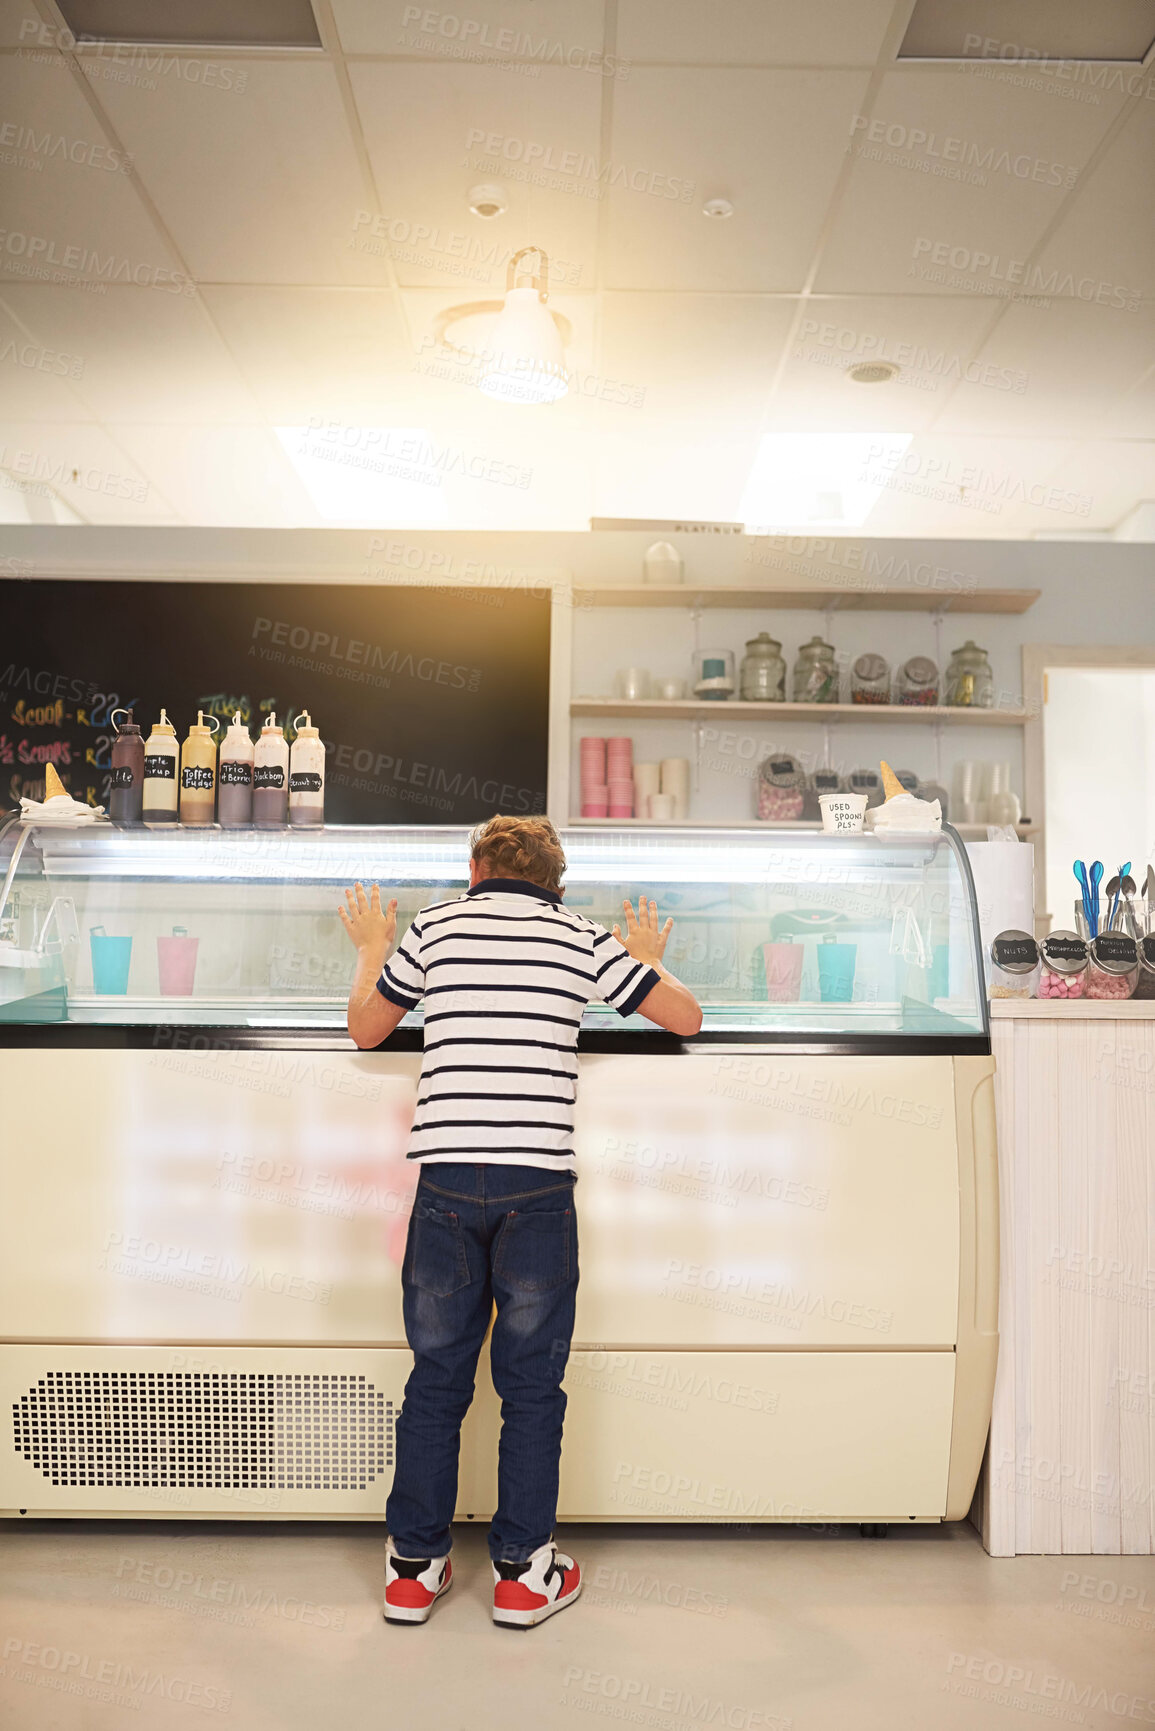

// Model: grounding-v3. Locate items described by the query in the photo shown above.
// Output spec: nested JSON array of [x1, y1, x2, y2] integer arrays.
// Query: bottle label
[[289, 771, 322, 794], [110, 766, 136, 788], [220, 761, 252, 787], [143, 755, 175, 780], [254, 765, 285, 790], [181, 766, 214, 791]]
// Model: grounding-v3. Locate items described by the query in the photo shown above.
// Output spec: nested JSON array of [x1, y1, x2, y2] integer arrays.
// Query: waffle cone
[[44, 762, 68, 801], [879, 761, 905, 802]]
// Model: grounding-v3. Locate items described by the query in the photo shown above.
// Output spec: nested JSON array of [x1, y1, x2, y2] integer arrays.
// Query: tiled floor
[[1, 1520, 1153, 1730]]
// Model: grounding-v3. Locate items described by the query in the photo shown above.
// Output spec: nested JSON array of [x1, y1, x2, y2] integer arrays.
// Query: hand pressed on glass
[[339, 881, 398, 957], [612, 896, 673, 967]]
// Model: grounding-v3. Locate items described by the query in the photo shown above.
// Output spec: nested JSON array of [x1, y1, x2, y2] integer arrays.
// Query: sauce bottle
[[288, 711, 325, 827], [109, 708, 144, 825], [218, 712, 254, 828], [179, 710, 220, 826], [253, 712, 289, 828], [142, 709, 179, 826]]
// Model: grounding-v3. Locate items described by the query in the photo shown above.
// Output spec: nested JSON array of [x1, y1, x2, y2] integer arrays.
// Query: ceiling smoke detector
[[702, 198, 734, 219], [468, 183, 507, 220], [847, 361, 900, 385]]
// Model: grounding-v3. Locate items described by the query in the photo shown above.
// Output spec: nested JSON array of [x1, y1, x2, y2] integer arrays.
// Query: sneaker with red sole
[[383, 1542, 452, 1625], [492, 1540, 581, 1629]]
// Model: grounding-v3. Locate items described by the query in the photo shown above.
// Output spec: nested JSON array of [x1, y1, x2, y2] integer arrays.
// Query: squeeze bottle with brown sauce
[[218, 713, 254, 828], [179, 711, 220, 826], [109, 708, 144, 825], [288, 711, 325, 827]]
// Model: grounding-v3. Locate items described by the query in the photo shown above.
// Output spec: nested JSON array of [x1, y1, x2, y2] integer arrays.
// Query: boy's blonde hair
[[469, 815, 566, 892]]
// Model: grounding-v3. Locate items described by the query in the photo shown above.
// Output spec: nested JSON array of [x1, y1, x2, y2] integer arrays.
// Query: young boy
[[340, 814, 702, 1629]]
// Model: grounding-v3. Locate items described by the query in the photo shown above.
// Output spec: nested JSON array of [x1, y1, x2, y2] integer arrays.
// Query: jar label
[[769, 758, 793, 775], [1042, 936, 1086, 964], [1094, 933, 1137, 966], [181, 766, 214, 791], [814, 773, 840, 791], [220, 761, 252, 786], [110, 765, 135, 788], [143, 755, 175, 780], [993, 935, 1038, 967], [254, 765, 285, 790], [1141, 936, 1155, 968], [290, 771, 322, 794]]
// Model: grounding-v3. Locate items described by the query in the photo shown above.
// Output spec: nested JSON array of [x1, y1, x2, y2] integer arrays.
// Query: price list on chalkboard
[[0, 579, 551, 823]]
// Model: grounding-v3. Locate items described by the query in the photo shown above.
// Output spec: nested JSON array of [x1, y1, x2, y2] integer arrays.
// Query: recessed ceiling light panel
[[56, 0, 321, 48], [847, 362, 900, 384], [900, 0, 1155, 61]]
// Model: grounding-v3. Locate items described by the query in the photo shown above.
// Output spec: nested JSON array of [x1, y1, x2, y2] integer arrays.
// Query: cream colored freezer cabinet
[[0, 821, 997, 1524]]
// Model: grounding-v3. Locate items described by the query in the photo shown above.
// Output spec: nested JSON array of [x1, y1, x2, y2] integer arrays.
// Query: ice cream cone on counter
[[879, 761, 905, 802], [18, 759, 106, 825], [866, 759, 942, 834]]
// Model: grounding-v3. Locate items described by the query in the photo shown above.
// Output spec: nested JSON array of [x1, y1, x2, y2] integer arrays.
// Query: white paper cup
[[634, 762, 661, 800], [647, 793, 675, 821], [819, 792, 868, 834]]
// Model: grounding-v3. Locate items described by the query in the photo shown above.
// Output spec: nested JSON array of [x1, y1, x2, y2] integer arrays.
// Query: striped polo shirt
[[376, 877, 660, 1169]]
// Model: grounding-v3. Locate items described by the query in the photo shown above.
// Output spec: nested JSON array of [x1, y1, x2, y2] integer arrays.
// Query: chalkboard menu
[[0, 580, 551, 823]]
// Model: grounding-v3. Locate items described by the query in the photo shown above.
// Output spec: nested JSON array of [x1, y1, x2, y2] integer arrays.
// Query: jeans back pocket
[[493, 1208, 574, 1294], [408, 1200, 472, 1297]]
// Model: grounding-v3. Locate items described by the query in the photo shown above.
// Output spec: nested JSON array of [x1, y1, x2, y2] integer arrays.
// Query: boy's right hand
[[613, 897, 673, 967]]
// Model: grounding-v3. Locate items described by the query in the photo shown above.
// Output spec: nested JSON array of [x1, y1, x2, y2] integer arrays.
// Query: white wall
[[2, 523, 1153, 830]]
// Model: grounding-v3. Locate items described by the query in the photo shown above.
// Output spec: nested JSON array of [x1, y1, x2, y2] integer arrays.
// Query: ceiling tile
[[81, 58, 380, 285], [618, 0, 895, 66], [770, 294, 1002, 432], [0, 296, 94, 419], [604, 70, 871, 291], [349, 61, 602, 290], [201, 285, 413, 420], [112, 424, 314, 523], [1010, 439, 1155, 533], [815, 67, 1129, 294], [1031, 103, 1155, 307], [333, 0, 605, 60], [0, 56, 184, 286], [599, 293, 795, 425], [0, 282, 260, 422], [933, 300, 1155, 437], [858, 432, 1080, 534], [0, 419, 177, 521]]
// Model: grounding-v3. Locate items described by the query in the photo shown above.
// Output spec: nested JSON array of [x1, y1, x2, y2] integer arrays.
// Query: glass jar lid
[[991, 929, 1039, 973], [1090, 932, 1139, 975], [797, 636, 834, 659], [759, 753, 803, 787], [744, 633, 781, 653], [950, 640, 989, 664], [901, 655, 938, 685], [853, 653, 888, 681], [1040, 930, 1088, 974]]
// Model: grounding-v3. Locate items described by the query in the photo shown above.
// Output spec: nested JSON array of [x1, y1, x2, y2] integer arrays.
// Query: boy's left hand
[[339, 882, 397, 958], [613, 897, 673, 966]]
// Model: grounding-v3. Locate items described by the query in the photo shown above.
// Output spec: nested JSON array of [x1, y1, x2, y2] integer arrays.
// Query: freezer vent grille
[[12, 1371, 394, 1490]]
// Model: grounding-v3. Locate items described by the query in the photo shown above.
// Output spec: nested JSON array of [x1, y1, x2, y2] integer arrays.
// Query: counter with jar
[[0, 819, 997, 1536]]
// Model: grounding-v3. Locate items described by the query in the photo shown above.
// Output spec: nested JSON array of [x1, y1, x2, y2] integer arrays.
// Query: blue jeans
[[385, 1163, 579, 1564]]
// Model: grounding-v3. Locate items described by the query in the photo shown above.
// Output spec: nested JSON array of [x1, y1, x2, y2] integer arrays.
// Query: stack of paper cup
[[659, 757, 690, 820], [606, 737, 634, 817], [580, 737, 609, 817], [634, 763, 661, 812]]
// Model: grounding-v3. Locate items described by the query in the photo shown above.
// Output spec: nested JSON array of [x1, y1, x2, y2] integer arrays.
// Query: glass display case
[[0, 818, 988, 1044]]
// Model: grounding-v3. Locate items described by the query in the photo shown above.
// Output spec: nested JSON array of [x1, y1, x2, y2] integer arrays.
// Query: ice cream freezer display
[[0, 819, 997, 1529]]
